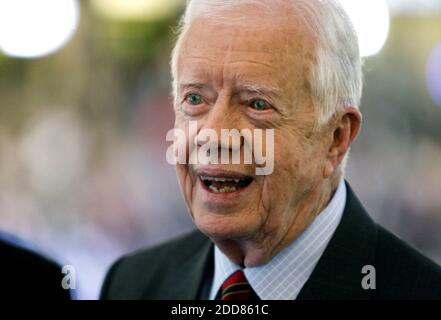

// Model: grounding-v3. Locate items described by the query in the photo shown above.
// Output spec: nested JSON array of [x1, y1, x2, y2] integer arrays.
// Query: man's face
[[173, 16, 332, 253]]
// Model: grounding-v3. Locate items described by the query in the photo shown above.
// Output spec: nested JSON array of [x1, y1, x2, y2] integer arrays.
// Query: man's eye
[[250, 99, 271, 111], [185, 94, 203, 105]]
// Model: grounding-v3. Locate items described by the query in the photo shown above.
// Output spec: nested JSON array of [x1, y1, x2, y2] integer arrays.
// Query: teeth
[[209, 185, 238, 193], [201, 176, 244, 182]]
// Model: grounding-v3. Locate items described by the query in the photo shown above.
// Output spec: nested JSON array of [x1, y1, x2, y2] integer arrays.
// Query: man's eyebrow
[[178, 82, 282, 98], [237, 84, 282, 98]]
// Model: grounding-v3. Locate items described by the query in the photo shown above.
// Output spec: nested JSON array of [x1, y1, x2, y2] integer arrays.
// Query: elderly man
[[101, 0, 441, 300]]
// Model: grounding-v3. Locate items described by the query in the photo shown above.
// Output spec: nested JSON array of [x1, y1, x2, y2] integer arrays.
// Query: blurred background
[[0, 0, 440, 299]]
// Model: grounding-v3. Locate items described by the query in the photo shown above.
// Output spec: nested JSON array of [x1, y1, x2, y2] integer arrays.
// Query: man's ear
[[323, 107, 362, 178]]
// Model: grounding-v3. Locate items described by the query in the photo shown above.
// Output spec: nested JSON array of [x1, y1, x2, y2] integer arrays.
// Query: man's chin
[[193, 212, 259, 241]]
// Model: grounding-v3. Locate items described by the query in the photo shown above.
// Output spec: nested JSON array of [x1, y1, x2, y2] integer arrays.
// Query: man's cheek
[[176, 165, 191, 193], [179, 166, 198, 213], [259, 186, 271, 214]]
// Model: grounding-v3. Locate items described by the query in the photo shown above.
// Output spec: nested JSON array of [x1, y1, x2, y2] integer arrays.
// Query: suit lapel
[[297, 181, 378, 300], [144, 234, 213, 299]]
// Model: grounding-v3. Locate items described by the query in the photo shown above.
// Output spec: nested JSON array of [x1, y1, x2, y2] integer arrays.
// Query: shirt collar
[[209, 179, 347, 300]]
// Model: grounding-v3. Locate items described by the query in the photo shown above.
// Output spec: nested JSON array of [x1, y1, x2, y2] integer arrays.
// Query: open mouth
[[199, 175, 254, 193]]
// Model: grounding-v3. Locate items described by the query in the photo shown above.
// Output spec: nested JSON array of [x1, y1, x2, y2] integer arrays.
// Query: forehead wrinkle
[[182, 51, 278, 69], [222, 59, 274, 70], [179, 54, 219, 64]]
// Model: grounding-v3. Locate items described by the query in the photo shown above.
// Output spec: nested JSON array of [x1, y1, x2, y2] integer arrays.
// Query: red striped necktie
[[220, 270, 260, 300]]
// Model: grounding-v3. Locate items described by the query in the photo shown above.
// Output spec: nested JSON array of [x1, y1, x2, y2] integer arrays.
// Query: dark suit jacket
[[100, 182, 441, 300], [0, 232, 71, 300]]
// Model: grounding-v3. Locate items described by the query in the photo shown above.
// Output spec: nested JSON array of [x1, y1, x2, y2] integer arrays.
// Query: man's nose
[[195, 98, 243, 152]]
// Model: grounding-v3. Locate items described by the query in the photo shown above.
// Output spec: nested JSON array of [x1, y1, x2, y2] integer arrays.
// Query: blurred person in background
[[0, 230, 71, 299], [100, 0, 441, 300]]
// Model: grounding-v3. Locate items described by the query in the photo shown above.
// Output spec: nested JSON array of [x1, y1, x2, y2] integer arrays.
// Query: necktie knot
[[220, 270, 259, 300]]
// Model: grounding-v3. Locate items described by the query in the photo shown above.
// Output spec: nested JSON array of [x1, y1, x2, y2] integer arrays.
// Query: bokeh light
[[0, 0, 79, 59], [426, 44, 441, 110], [339, 0, 390, 57], [91, 0, 183, 21]]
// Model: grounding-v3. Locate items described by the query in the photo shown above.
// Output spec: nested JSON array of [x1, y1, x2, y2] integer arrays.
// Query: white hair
[[170, 0, 363, 126]]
